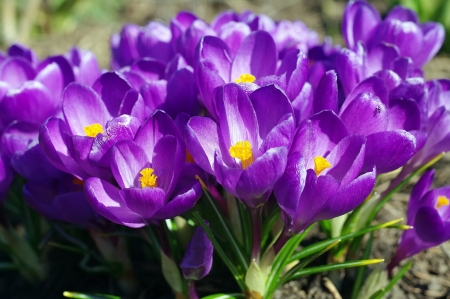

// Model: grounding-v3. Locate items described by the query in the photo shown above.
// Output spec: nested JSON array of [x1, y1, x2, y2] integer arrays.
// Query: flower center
[[314, 156, 331, 176], [139, 168, 158, 188], [229, 140, 254, 170], [84, 123, 104, 137], [234, 73, 256, 83], [436, 195, 450, 209]]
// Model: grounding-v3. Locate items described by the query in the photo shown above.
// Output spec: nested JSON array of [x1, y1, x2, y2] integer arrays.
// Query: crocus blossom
[[274, 110, 376, 233], [180, 224, 213, 280], [186, 83, 294, 208], [84, 111, 202, 228], [388, 170, 450, 272]]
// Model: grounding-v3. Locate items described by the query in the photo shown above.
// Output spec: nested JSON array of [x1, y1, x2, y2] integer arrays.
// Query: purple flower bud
[[180, 224, 213, 280]]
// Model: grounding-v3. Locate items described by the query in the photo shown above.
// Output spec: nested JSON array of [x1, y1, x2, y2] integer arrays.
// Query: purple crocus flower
[[342, 0, 444, 68], [195, 32, 308, 121], [274, 110, 376, 235], [84, 110, 202, 228], [39, 77, 144, 180], [388, 170, 450, 273], [314, 74, 421, 174], [186, 83, 294, 208], [180, 224, 213, 280]]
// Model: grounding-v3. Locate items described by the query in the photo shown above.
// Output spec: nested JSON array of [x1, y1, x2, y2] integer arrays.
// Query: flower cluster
[[1, 1, 450, 298]]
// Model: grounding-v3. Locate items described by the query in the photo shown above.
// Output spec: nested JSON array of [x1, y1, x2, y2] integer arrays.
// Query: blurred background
[[1, 0, 449, 78]]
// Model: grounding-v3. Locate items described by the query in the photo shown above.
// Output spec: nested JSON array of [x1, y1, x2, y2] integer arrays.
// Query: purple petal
[[291, 170, 341, 232], [196, 59, 226, 120], [231, 31, 277, 80], [292, 110, 348, 163], [365, 42, 399, 76], [152, 181, 202, 220], [250, 84, 293, 141], [386, 6, 418, 22], [186, 116, 221, 174], [313, 70, 338, 114], [112, 140, 149, 189], [37, 55, 75, 88], [407, 169, 435, 224], [236, 146, 288, 208], [342, 0, 381, 49], [218, 21, 251, 57], [278, 50, 308, 100], [335, 48, 362, 96], [274, 153, 307, 221], [388, 98, 421, 131], [135, 110, 183, 162], [1, 81, 57, 126], [140, 80, 167, 116], [84, 177, 147, 228], [324, 135, 366, 185], [92, 72, 134, 117], [414, 206, 446, 244], [180, 224, 214, 280], [1, 121, 39, 159], [62, 83, 111, 136], [342, 76, 389, 112], [119, 187, 166, 219], [292, 82, 313, 125], [196, 36, 232, 82], [163, 68, 200, 118], [35, 62, 64, 99], [74, 49, 101, 86], [137, 21, 173, 63], [340, 92, 388, 136], [54, 191, 99, 226], [0, 57, 35, 87], [130, 58, 166, 81], [216, 83, 259, 151], [415, 23, 445, 67], [152, 135, 185, 197], [362, 130, 416, 174], [314, 168, 376, 222], [39, 117, 88, 178]]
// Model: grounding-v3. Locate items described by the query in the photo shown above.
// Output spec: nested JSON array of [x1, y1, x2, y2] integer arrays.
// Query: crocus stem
[[249, 206, 263, 264], [157, 223, 172, 258], [187, 280, 199, 299], [272, 228, 290, 254]]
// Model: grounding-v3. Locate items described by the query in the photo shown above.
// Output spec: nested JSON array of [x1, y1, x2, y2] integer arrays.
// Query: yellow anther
[[436, 195, 450, 209], [314, 156, 331, 176], [229, 140, 254, 170], [84, 123, 104, 137], [234, 73, 256, 83], [139, 168, 158, 188]]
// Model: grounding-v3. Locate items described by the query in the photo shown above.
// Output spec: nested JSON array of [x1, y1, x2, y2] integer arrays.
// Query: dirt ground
[[4, 0, 450, 298]]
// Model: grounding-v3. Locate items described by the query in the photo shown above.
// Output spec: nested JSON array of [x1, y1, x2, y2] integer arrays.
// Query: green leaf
[[369, 262, 413, 299], [161, 250, 183, 293], [265, 226, 312, 296], [287, 259, 384, 280], [62, 291, 121, 299], [279, 239, 341, 287], [351, 233, 374, 299], [288, 218, 403, 264], [201, 294, 245, 299], [261, 206, 281, 249], [0, 262, 18, 270]]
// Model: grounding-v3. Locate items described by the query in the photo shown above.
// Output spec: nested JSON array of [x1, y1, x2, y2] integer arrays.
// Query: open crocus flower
[[39, 77, 144, 180], [186, 83, 294, 208], [196, 33, 308, 121], [84, 110, 202, 228], [274, 110, 376, 234], [314, 74, 421, 174], [342, 1, 444, 69], [388, 170, 450, 273]]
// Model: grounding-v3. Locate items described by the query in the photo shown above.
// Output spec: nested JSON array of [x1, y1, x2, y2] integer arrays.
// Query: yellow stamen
[[84, 123, 104, 137], [195, 175, 208, 191], [436, 195, 450, 209], [139, 168, 158, 188], [73, 177, 84, 186], [234, 73, 256, 83], [186, 149, 195, 163], [314, 156, 331, 176], [229, 140, 254, 170]]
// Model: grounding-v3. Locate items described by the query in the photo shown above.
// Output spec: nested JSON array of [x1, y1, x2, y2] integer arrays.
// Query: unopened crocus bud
[[179, 224, 213, 280]]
